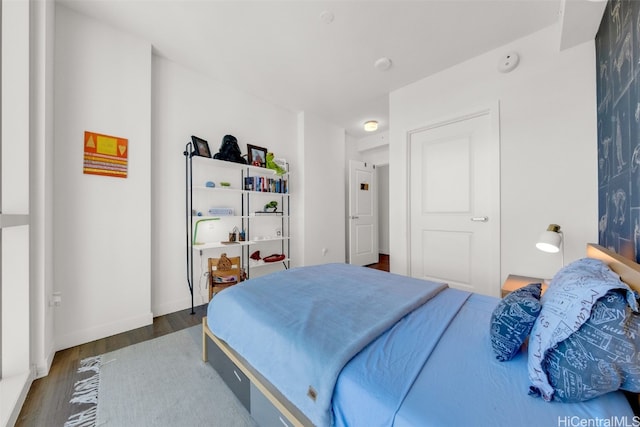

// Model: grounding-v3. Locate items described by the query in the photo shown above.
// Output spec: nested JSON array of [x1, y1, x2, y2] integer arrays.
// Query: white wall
[[356, 131, 390, 167], [390, 24, 598, 281], [151, 56, 298, 314], [2, 1, 32, 422], [298, 112, 346, 265], [346, 131, 390, 167], [49, 4, 331, 351], [53, 6, 153, 350], [377, 164, 390, 255], [30, 0, 56, 378]]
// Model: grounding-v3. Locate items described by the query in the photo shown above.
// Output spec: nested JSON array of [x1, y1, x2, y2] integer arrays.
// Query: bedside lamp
[[536, 223, 564, 267]]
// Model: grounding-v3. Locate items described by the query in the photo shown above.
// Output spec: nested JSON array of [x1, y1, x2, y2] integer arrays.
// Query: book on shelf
[[244, 176, 288, 193]]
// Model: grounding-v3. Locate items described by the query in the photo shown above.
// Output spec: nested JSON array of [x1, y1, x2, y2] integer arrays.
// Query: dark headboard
[[596, 0, 640, 262]]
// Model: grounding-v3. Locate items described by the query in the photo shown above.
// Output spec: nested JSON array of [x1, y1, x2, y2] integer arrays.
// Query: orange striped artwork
[[83, 131, 128, 178]]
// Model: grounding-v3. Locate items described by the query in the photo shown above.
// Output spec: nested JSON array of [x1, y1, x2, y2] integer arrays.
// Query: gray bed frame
[[202, 317, 314, 427]]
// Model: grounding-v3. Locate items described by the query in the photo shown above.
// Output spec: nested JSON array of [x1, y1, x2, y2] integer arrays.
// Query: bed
[[202, 244, 640, 426]]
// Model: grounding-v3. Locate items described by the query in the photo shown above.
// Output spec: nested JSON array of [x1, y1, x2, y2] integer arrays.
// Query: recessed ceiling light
[[374, 57, 392, 72], [364, 121, 378, 132]]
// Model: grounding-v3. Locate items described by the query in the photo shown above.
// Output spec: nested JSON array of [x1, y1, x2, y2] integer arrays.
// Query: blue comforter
[[207, 263, 447, 427], [333, 287, 470, 426]]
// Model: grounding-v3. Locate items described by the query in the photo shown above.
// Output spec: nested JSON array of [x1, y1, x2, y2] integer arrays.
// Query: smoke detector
[[497, 52, 519, 73], [374, 57, 392, 72]]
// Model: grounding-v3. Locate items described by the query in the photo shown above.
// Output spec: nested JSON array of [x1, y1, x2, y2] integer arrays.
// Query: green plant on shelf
[[264, 201, 278, 212]]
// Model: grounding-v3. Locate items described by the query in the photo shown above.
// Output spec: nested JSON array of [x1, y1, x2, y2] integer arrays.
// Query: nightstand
[[501, 274, 547, 298]]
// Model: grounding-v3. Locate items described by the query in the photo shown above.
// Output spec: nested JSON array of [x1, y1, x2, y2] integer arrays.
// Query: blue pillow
[[527, 258, 637, 401], [490, 283, 542, 361], [543, 290, 640, 402]]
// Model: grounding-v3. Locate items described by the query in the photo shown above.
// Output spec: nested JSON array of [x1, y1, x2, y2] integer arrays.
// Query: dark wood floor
[[15, 256, 389, 426], [367, 253, 389, 271]]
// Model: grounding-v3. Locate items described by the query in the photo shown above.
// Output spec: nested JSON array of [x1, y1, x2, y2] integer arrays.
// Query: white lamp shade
[[536, 224, 562, 253]]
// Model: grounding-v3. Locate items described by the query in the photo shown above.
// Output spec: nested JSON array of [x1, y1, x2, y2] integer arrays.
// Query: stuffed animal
[[216, 253, 232, 270], [265, 152, 286, 176], [213, 135, 247, 164]]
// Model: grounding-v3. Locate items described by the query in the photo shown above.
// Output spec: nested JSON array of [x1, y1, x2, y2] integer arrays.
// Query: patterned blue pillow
[[490, 283, 542, 361], [527, 258, 636, 401], [542, 290, 640, 402]]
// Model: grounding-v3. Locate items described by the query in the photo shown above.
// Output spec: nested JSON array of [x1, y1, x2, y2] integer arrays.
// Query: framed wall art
[[191, 135, 212, 158], [83, 131, 128, 178], [247, 144, 267, 167]]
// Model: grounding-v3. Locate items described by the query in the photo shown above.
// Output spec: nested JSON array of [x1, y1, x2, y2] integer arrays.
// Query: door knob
[[470, 216, 488, 222]]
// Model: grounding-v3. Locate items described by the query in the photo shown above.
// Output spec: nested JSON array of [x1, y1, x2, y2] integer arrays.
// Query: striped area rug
[[65, 325, 256, 427]]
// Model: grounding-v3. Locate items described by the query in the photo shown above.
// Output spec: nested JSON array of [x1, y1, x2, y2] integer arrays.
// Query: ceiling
[[57, 0, 603, 139]]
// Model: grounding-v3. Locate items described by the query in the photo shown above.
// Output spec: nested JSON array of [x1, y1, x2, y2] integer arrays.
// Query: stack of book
[[244, 176, 288, 193]]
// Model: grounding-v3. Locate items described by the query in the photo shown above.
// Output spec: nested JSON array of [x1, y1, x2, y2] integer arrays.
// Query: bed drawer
[[206, 337, 251, 410], [250, 383, 292, 427]]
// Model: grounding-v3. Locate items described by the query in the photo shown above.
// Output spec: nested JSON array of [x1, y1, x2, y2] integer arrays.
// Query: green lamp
[[193, 217, 220, 245]]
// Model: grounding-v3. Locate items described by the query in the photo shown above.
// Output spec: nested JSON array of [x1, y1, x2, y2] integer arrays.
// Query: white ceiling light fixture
[[364, 120, 378, 132], [374, 57, 392, 72]]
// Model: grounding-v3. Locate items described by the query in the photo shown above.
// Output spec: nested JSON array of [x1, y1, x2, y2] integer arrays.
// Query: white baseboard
[[54, 312, 154, 351], [35, 347, 56, 379], [153, 294, 207, 317]]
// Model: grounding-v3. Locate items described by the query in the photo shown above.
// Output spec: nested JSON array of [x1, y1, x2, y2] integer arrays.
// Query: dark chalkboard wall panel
[[596, 0, 640, 261]]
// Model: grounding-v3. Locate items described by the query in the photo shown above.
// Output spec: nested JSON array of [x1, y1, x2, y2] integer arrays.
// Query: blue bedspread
[[392, 294, 634, 427], [332, 287, 470, 427], [334, 292, 634, 426], [207, 263, 447, 427]]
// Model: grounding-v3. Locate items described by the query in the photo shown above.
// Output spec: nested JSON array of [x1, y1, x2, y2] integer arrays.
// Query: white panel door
[[409, 109, 500, 297], [348, 160, 378, 266]]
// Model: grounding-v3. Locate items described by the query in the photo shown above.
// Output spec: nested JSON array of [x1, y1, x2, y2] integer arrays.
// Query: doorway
[[348, 160, 378, 266], [408, 108, 500, 297], [347, 161, 390, 269]]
